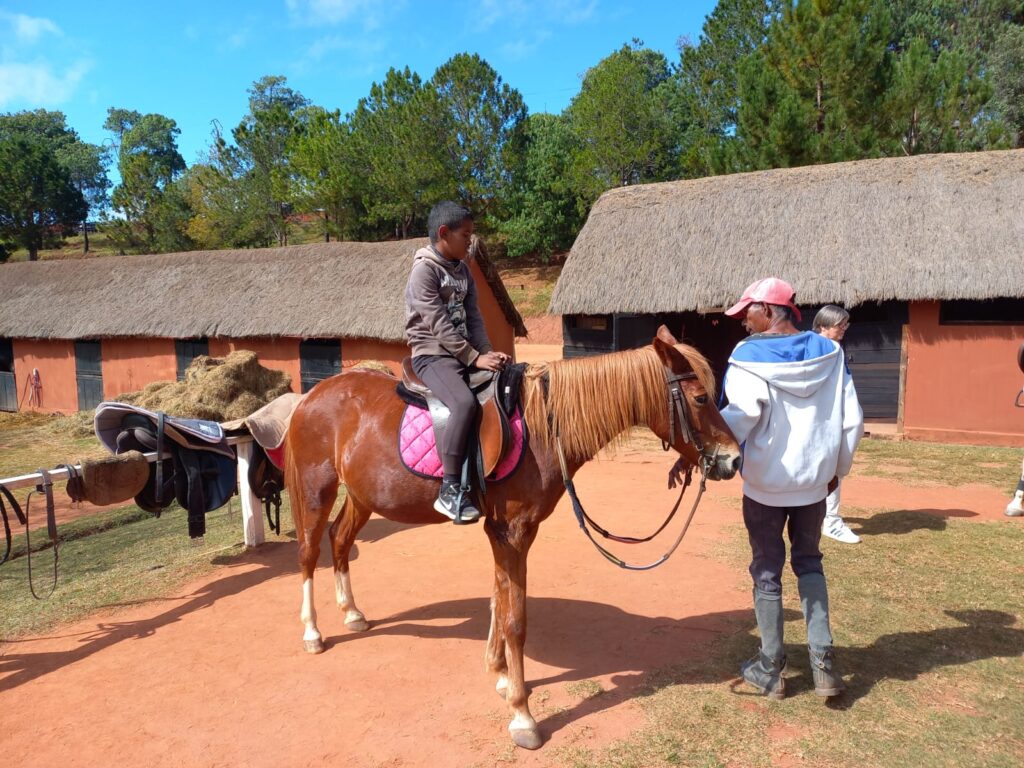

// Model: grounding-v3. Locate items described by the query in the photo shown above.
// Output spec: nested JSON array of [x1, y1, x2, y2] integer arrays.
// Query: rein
[[553, 366, 713, 571], [0, 469, 60, 598]]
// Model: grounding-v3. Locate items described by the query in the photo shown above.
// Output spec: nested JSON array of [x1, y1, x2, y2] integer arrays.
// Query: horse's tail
[[282, 390, 342, 537]]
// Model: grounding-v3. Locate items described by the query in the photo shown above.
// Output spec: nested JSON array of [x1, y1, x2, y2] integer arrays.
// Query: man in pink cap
[[718, 277, 863, 700]]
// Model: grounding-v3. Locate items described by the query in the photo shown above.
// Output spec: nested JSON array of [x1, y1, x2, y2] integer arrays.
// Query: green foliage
[[289, 106, 365, 241], [498, 113, 584, 259], [989, 23, 1024, 145], [675, 0, 779, 176], [349, 66, 453, 238], [732, 0, 893, 170], [430, 52, 528, 221], [104, 108, 190, 253], [0, 110, 100, 259], [568, 42, 677, 207], [231, 75, 311, 246], [0, 131, 87, 261]]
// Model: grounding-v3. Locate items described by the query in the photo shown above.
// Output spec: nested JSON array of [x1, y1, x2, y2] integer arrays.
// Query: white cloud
[[306, 34, 384, 61], [501, 30, 552, 61], [0, 11, 62, 44], [0, 60, 92, 108], [286, 0, 369, 25], [477, 0, 597, 31]]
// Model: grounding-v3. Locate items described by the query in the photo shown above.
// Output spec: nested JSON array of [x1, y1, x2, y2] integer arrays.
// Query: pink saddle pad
[[399, 404, 526, 481]]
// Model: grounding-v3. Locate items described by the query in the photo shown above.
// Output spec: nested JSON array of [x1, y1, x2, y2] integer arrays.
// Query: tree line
[[2, 0, 1022, 263]]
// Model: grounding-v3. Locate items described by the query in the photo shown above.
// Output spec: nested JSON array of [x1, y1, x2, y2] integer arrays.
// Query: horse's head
[[651, 326, 741, 481]]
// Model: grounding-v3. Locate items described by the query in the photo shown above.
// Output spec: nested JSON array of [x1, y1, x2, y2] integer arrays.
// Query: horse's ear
[[652, 334, 692, 372], [656, 325, 679, 346]]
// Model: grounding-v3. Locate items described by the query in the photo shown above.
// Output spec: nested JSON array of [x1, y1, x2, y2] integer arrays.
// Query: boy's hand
[[475, 351, 508, 372], [827, 476, 839, 494]]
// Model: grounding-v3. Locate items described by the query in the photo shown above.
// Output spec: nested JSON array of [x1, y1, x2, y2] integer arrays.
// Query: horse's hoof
[[511, 728, 542, 750], [496, 685, 508, 700], [303, 637, 325, 654], [345, 618, 370, 632]]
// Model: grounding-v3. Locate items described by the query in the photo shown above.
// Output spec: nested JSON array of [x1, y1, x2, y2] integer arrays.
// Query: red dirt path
[[1, 441, 1015, 767]]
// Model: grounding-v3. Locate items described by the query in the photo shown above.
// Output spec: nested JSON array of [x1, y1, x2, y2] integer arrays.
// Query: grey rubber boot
[[798, 572, 846, 697], [741, 590, 786, 699]]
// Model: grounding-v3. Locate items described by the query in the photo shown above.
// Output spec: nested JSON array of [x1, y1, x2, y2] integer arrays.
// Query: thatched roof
[[550, 149, 1024, 314], [0, 237, 526, 340]]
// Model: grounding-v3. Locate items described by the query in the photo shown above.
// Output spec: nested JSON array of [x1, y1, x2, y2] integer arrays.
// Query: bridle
[[662, 369, 721, 476], [555, 363, 717, 571]]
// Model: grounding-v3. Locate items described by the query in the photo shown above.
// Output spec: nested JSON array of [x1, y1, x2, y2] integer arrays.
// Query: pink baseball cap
[[725, 277, 802, 323]]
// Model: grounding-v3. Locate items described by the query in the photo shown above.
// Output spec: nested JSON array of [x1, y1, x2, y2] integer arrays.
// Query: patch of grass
[[0, 497, 296, 639], [566, 679, 605, 699], [853, 439, 1021, 492], [0, 412, 301, 638], [499, 266, 560, 317], [573, 509, 1024, 768]]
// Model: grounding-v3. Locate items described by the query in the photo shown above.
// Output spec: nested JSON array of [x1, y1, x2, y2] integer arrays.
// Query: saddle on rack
[[397, 358, 517, 479], [222, 392, 305, 534], [94, 402, 237, 538]]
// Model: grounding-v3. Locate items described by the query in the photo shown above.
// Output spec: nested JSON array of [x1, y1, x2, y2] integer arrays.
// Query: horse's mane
[[522, 344, 716, 461]]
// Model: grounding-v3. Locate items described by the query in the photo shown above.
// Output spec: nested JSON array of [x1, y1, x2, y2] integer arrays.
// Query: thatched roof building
[[550, 149, 1024, 314], [0, 237, 526, 340]]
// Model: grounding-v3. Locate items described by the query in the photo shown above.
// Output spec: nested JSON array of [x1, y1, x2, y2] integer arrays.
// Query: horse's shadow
[[0, 541, 295, 694], [325, 600, 1024, 740]]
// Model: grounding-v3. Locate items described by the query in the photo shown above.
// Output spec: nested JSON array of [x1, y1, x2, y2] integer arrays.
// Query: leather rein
[[0, 468, 60, 599], [555, 366, 718, 571]]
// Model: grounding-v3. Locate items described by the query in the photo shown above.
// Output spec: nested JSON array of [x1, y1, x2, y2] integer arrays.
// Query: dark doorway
[[176, 338, 210, 381], [75, 340, 104, 411], [299, 339, 341, 393], [0, 338, 15, 412]]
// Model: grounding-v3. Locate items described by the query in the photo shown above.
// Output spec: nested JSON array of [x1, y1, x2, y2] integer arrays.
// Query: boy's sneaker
[[1005, 491, 1024, 517], [434, 480, 481, 524], [822, 522, 861, 544]]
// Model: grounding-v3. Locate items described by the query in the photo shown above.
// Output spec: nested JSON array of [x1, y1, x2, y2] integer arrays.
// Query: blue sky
[[1, 1, 717, 164]]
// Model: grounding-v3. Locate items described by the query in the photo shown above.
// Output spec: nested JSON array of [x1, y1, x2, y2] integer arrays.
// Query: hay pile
[[116, 350, 292, 422]]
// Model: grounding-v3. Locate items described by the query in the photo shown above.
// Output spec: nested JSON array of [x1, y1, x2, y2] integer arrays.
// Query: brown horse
[[284, 326, 741, 750]]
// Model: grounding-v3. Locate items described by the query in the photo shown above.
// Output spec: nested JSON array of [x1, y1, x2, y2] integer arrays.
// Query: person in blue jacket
[[720, 277, 864, 700]]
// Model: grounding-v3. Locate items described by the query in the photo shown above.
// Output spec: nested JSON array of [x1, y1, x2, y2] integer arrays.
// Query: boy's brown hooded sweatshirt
[[405, 245, 493, 367]]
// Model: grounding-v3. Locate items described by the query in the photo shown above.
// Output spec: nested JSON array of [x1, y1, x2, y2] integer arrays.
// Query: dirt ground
[[0, 438, 1016, 768]]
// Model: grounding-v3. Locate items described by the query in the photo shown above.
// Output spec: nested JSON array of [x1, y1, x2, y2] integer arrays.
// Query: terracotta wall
[[12, 339, 77, 413], [903, 301, 1024, 446], [210, 337, 301, 392], [9, 287, 517, 414], [103, 338, 176, 400]]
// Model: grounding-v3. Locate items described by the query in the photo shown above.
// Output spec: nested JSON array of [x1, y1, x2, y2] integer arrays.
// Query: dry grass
[[556, 504, 1024, 768]]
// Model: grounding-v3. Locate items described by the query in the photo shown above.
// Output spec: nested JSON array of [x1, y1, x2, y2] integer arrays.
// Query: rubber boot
[[798, 572, 846, 697], [741, 590, 786, 699]]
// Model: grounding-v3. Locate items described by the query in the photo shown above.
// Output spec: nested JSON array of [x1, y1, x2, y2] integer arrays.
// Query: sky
[[0, 1, 718, 165]]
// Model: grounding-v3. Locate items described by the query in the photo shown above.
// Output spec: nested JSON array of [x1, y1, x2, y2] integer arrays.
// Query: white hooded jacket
[[720, 331, 864, 507]]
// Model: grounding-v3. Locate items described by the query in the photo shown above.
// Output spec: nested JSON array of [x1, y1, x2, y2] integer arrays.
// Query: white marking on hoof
[[495, 675, 509, 699], [510, 728, 542, 750], [344, 611, 370, 632]]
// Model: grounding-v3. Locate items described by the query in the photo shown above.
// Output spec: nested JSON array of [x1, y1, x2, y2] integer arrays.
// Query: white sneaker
[[823, 523, 861, 544], [1006, 492, 1024, 517]]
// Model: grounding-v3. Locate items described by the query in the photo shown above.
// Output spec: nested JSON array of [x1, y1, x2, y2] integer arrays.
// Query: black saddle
[[94, 402, 237, 538]]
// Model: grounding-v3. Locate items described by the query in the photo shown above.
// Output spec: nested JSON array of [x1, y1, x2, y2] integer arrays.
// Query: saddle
[[222, 393, 305, 533], [398, 358, 517, 478], [94, 402, 237, 538]]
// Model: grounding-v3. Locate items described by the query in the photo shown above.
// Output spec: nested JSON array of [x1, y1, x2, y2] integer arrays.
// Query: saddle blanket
[[399, 404, 526, 481]]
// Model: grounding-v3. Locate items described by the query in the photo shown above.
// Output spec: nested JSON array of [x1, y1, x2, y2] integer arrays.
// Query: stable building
[[550, 149, 1024, 446], [0, 237, 526, 414]]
